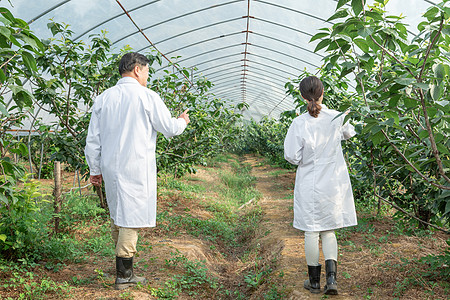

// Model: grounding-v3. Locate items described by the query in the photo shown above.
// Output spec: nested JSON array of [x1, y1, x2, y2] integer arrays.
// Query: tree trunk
[[53, 161, 62, 235]]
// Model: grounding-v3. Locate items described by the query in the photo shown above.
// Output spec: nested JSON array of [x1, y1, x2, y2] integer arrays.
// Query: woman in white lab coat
[[284, 76, 357, 295]]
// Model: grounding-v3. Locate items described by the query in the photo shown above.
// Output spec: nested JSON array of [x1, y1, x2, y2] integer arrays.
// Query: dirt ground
[[1, 154, 448, 299]]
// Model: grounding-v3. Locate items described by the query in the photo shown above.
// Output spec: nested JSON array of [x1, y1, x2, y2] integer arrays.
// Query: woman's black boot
[[115, 256, 147, 290], [303, 264, 321, 294], [324, 259, 338, 295]]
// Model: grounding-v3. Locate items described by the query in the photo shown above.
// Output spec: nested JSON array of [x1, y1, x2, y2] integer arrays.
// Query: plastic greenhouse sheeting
[[3, 0, 439, 126]]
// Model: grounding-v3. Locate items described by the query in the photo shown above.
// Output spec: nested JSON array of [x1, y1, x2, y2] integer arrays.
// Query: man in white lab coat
[[85, 52, 190, 290]]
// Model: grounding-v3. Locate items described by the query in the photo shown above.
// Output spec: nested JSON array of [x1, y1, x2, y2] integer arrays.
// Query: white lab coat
[[85, 77, 187, 228], [284, 105, 357, 232]]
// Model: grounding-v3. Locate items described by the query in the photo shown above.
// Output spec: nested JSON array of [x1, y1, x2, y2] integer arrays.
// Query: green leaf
[[0, 234, 6, 242], [0, 16, 11, 26], [337, 0, 351, 9], [181, 69, 190, 78], [394, 77, 415, 86], [412, 82, 430, 90], [437, 143, 450, 155], [371, 130, 385, 146], [0, 69, 6, 83], [0, 26, 11, 38], [404, 97, 417, 108], [388, 94, 401, 107], [430, 84, 444, 100], [357, 26, 374, 38], [353, 38, 369, 52], [427, 107, 438, 118], [0, 102, 8, 116], [314, 38, 331, 52], [327, 9, 349, 22], [418, 130, 429, 139], [310, 32, 329, 42], [432, 63, 446, 82], [22, 51, 37, 72], [385, 111, 399, 125], [351, 0, 365, 16], [423, 6, 439, 20]]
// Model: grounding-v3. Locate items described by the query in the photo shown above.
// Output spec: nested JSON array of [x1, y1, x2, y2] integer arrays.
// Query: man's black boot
[[324, 259, 338, 295], [303, 264, 321, 294], [115, 256, 147, 290]]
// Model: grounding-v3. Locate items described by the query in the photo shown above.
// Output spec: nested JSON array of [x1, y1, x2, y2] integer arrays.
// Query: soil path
[[243, 156, 356, 299]]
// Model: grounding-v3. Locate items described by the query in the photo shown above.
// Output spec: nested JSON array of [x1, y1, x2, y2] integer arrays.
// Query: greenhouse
[[0, 0, 449, 299]]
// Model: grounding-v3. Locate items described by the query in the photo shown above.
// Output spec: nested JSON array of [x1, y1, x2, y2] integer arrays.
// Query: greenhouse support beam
[[116, 0, 195, 88], [113, 0, 244, 45]]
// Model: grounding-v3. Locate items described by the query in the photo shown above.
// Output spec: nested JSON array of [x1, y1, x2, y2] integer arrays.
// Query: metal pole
[[27, 141, 33, 178]]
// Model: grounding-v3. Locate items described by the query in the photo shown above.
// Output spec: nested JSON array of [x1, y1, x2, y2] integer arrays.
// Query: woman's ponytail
[[299, 76, 324, 118], [307, 99, 322, 118]]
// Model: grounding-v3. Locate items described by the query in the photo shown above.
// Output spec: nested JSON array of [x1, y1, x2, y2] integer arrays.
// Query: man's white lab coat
[[284, 105, 357, 232], [85, 77, 187, 228]]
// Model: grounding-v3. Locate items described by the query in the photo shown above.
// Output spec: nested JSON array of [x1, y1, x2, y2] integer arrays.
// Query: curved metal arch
[[197, 53, 302, 78], [253, 0, 333, 24], [210, 66, 290, 84], [136, 17, 243, 52], [200, 64, 245, 79], [141, 28, 323, 68], [201, 61, 296, 81], [154, 44, 243, 72], [206, 67, 287, 83], [214, 90, 292, 111], [249, 43, 319, 68], [157, 35, 318, 72], [253, 17, 313, 38], [27, 0, 70, 24], [186, 52, 243, 69], [217, 89, 293, 110], [212, 72, 288, 90], [212, 76, 287, 93], [163, 31, 244, 56], [74, 1, 161, 40], [112, 0, 244, 45], [205, 70, 243, 82], [252, 32, 324, 58], [217, 91, 275, 105], [197, 60, 243, 74], [211, 83, 285, 98], [211, 81, 287, 98], [246, 51, 307, 73]]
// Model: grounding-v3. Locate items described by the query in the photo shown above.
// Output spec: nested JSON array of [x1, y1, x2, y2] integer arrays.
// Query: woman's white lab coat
[[284, 105, 357, 232], [85, 77, 187, 228]]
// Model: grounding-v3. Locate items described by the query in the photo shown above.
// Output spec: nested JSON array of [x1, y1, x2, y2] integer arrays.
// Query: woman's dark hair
[[119, 52, 150, 75], [299, 76, 324, 118]]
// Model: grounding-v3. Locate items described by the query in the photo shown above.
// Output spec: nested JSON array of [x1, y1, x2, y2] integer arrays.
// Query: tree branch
[[375, 193, 449, 234], [380, 128, 450, 190]]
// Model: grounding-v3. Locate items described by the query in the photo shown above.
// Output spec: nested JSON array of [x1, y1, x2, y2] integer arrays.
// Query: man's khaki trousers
[[110, 219, 139, 258]]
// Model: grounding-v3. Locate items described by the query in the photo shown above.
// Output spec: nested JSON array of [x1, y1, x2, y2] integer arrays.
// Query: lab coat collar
[[117, 76, 140, 85], [321, 104, 328, 110]]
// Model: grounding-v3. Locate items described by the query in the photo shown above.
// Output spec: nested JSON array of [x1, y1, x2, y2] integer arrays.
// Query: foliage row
[[0, 9, 241, 258], [235, 0, 450, 230]]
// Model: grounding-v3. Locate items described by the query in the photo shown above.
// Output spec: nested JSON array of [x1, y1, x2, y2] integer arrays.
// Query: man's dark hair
[[119, 52, 150, 75]]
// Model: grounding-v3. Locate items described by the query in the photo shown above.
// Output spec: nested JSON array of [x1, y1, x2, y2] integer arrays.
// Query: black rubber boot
[[324, 259, 338, 295], [303, 264, 321, 294], [115, 256, 147, 290]]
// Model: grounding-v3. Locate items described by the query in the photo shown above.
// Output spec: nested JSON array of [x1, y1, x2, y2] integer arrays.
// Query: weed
[[0, 265, 72, 299], [150, 252, 220, 298], [119, 290, 135, 299]]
